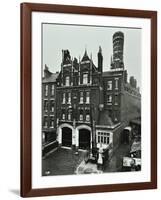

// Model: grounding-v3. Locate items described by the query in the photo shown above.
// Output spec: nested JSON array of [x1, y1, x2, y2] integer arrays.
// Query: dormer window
[[65, 76, 70, 86], [83, 73, 88, 84]]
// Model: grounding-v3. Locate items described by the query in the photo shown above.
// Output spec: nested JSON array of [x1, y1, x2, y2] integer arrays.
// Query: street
[[42, 143, 131, 176]]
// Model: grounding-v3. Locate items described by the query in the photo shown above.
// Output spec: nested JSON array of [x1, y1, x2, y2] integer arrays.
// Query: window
[[115, 95, 118, 105], [50, 117, 54, 128], [85, 109, 90, 121], [80, 91, 84, 104], [83, 73, 88, 84], [98, 135, 100, 143], [79, 110, 83, 121], [97, 132, 110, 145], [86, 91, 90, 104], [43, 117, 48, 128], [114, 111, 119, 122], [62, 113, 65, 120], [68, 113, 71, 121], [65, 76, 70, 86], [68, 92, 71, 104], [62, 93, 66, 104], [107, 80, 112, 90], [115, 78, 119, 90], [107, 95, 112, 104], [44, 100, 48, 112], [50, 101, 54, 112], [45, 85, 48, 96], [62, 109, 65, 120], [86, 114, 90, 122], [51, 84, 54, 96]]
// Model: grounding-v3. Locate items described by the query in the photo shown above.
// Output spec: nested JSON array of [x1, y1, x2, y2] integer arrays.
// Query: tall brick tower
[[111, 31, 124, 69]]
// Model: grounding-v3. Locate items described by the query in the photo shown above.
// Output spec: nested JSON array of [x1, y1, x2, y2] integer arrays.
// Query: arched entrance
[[120, 127, 131, 144], [79, 129, 91, 149], [62, 127, 72, 147]]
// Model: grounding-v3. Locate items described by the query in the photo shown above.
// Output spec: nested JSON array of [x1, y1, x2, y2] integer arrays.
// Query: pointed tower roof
[[81, 48, 90, 62]]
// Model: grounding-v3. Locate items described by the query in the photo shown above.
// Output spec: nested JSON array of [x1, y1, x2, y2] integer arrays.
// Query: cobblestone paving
[[42, 144, 131, 176], [42, 148, 85, 176]]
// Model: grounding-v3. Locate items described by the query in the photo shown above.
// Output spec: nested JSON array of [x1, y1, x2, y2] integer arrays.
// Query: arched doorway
[[120, 127, 131, 144], [62, 127, 72, 147], [79, 129, 91, 149]]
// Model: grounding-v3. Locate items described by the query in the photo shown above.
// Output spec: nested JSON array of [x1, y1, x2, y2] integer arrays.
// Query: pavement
[[42, 144, 131, 176], [75, 160, 103, 174], [42, 147, 86, 176]]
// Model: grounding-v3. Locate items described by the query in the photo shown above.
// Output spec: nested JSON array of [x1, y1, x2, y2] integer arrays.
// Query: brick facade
[[42, 31, 141, 158]]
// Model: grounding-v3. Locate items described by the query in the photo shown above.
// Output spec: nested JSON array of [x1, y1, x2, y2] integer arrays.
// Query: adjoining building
[[42, 67, 59, 157], [42, 31, 141, 159]]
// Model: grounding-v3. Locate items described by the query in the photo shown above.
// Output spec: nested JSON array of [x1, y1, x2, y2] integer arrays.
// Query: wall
[[0, 0, 160, 200], [121, 89, 141, 122]]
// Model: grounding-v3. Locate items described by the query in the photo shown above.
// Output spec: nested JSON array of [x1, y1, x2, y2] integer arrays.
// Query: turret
[[111, 31, 124, 69], [98, 46, 103, 73]]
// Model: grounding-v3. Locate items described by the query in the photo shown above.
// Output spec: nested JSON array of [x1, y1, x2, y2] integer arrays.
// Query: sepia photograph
[[41, 23, 142, 176]]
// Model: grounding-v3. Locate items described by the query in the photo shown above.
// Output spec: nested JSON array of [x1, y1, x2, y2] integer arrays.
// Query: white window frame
[[97, 132, 110, 145]]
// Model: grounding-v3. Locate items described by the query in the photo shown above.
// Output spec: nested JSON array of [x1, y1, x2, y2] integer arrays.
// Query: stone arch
[[57, 123, 74, 146], [76, 125, 92, 149]]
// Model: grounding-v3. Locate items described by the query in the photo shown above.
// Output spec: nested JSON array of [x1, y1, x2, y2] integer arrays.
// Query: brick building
[[42, 67, 59, 157], [42, 31, 141, 159]]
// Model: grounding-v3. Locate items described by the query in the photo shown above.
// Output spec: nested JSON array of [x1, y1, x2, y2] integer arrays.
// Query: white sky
[[42, 23, 141, 88]]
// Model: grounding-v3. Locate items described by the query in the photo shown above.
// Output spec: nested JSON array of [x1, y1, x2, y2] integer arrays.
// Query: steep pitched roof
[[81, 49, 90, 62], [98, 110, 114, 126]]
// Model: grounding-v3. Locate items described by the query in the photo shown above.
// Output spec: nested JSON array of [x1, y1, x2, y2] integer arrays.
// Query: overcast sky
[[42, 23, 141, 88]]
